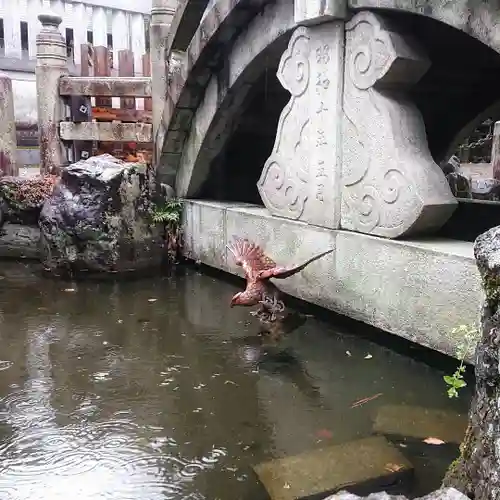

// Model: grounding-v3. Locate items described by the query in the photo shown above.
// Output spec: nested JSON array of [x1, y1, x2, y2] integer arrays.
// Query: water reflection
[[0, 263, 471, 499]]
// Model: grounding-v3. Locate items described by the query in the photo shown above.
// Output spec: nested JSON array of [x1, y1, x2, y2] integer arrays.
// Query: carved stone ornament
[[341, 11, 457, 238], [257, 23, 344, 229]]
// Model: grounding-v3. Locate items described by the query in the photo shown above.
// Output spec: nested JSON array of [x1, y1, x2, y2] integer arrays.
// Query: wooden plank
[[72, 43, 94, 162], [93, 46, 112, 108], [60, 121, 152, 143], [142, 53, 152, 112], [91, 107, 152, 123], [60, 76, 152, 98], [118, 49, 136, 109]]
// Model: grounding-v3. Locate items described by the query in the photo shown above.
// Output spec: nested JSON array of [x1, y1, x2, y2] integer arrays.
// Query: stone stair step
[[372, 405, 467, 445], [253, 436, 414, 500]]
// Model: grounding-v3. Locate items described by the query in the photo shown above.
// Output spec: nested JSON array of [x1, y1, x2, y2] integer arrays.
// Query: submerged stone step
[[373, 405, 467, 445], [253, 436, 414, 500]]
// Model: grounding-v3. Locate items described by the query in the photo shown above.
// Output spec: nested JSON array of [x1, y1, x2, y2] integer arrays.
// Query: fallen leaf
[[148, 298, 158, 303], [423, 437, 446, 445], [364, 354, 373, 359], [316, 429, 333, 439], [385, 463, 404, 473]]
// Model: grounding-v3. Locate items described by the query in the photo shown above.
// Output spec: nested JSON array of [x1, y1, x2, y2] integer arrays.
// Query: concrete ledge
[[182, 200, 482, 363]]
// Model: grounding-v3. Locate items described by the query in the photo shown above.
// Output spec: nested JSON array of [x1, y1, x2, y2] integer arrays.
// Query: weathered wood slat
[[92, 107, 152, 123], [93, 46, 112, 108], [60, 122, 152, 143], [59, 76, 153, 98]]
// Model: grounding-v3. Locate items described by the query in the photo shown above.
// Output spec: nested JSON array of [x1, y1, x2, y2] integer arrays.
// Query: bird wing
[[226, 236, 276, 280], [256, 248, 334, 280]]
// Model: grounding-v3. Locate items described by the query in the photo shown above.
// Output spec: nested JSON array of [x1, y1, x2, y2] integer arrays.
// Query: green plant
[[444, 324, 477, 398], [152, 198, 182, 225], [151, 198, 183, 262]]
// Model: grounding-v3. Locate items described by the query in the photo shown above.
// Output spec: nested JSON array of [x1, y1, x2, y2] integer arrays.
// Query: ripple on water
[[0, 407, 229, 500], [0, 360, 13, 371]]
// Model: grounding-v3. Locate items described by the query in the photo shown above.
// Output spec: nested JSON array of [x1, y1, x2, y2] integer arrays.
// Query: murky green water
[[0, 262, 471, 499]]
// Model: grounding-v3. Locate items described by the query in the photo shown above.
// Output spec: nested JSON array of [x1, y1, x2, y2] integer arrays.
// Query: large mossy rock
[[39, 154, 163, 275], [442, 225, 500, 498]]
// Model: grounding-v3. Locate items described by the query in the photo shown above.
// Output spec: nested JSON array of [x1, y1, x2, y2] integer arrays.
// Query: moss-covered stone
[[442, 225, 500, 499], [0, 174, 57, 225], [39, 154, 163, 276]]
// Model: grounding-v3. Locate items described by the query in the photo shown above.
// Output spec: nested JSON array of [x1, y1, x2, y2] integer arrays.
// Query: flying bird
[[226, 236, 334, 320]]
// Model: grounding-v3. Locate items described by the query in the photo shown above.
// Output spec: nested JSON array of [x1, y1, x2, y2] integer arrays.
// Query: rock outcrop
[[442, 225, 500, 499], [39, 154, 163, 275], [325, 487, 467, 499]]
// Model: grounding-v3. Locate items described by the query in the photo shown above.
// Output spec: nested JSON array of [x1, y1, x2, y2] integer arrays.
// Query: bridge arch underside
[[375, 9, 500, 163], [197, 65, 288, 205], [173, 0, 295, 200]]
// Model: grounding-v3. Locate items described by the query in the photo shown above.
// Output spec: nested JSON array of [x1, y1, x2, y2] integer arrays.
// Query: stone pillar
[[0, 73, 18, 177], [258, 1, 347, 229], [340, 11, 457, 238], [36, 13, 68, 175], [150, 0, 177, 168], [490, 121, 500, 181]]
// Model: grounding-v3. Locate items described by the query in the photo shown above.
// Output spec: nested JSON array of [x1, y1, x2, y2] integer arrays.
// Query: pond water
[[0, 262, 472, 500]]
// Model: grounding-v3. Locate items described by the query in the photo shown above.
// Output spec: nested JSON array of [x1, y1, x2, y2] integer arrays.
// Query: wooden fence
[[62, 43, 153, 164], [36, 12, 154, 175]]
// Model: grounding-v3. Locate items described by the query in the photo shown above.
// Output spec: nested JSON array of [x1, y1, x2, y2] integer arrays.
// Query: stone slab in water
[[325, 486, 468, 499], [373, 405, 467, 445], [253, 436, 413, 500], [0, 223, 39, 259]]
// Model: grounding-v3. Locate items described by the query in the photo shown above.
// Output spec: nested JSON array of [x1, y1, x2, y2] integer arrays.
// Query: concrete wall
[[182, 200, 482, 363]]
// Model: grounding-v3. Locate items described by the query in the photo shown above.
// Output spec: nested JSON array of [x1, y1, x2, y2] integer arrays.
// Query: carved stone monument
[[258, 22, 344, 229], [341, 11, 457, 238]]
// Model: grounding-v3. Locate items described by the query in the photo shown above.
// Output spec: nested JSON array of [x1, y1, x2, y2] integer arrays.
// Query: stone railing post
[[0, 73, 18, 176], [491, 121, 500, 181], [36, 13, 68, 175], [150, 0, 176, 169]]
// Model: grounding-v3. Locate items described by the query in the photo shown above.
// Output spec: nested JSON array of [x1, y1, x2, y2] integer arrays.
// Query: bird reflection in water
[[233, 294, 323, 405]]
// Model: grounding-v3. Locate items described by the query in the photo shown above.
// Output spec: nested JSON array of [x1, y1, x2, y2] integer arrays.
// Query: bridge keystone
[[294, 0, 347, 25]]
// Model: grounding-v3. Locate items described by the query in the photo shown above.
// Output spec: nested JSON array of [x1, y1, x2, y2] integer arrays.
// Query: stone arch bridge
[[156, 0, 500, 361]]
